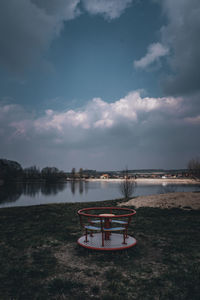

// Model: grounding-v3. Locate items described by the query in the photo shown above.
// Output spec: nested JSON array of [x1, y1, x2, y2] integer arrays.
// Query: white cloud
[[34, 109, 90, 133], [82, 0, 133, 19], [0, 92, 182, 144], [134, 43, 169, 69], [31, 91, 182, 133], [1, 92, 200, 170], [184, 115, 200, 125]]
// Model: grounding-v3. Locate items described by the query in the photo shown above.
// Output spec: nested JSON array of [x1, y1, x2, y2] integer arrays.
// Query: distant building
[[100, 174, 109, 179]]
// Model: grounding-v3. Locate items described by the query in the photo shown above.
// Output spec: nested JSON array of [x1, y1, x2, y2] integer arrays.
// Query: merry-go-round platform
[[77, 207, 137, 251]]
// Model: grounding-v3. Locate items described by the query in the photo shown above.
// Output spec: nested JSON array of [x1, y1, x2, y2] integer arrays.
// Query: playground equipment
[[77, 207, 137, 251]]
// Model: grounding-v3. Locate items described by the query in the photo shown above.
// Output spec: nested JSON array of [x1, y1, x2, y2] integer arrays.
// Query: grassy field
[[0, 199, 199, 299]]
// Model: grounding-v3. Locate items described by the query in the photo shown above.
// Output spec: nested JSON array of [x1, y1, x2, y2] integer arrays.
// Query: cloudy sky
[[0, 0, 200, 171]]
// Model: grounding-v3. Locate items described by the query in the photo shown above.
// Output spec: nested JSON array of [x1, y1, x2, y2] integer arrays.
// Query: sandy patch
[[120, 192, 200, 210], [135, 178, 199, 184], [87, 178, 199, 184]]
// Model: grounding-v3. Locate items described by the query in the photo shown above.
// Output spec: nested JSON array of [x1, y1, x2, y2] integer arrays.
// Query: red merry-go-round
[[77, 207, 137, 251]]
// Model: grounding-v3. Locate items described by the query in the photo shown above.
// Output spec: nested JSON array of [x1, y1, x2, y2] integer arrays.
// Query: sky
[[0, 0, 200, 171]]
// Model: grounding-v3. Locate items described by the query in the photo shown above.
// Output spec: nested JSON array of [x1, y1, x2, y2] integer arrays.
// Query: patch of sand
[[120, 192, 200, 210], [87, 178, 199, 184]]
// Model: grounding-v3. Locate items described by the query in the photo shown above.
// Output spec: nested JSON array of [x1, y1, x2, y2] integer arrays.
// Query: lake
[[0, 180, 200, 208]]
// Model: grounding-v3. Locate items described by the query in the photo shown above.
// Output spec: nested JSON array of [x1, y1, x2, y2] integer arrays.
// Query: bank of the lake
[[1, 178, 200, 208], [121, 191, 200, 210], [0, 194, 199, 299], [87, 178, 199, 184]]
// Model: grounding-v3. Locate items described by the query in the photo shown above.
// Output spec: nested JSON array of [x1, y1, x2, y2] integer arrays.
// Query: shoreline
[[120, 191, 200, 210], [87, 178, 199, 184]]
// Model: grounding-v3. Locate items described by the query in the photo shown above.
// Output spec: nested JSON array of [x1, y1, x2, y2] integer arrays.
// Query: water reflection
[[158, 184, 178, 194], [70, 181, 75, 195], [21, 183, 42, 197], [85, 181, 89, 194], [79, 181, 83, 194], [0, 181, 90, 204], [70, 181, 89, 195], [40, 183, 66, 195], [0, 182, 66, 204], [0, 183, 22, 203], [0, 180, 200, 207]]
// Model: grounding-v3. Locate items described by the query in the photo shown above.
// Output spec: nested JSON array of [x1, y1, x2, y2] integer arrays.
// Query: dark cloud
[[0, 0, 132, 74], [0, 0, 80, 73], [32, 0, 80, 19], [161, 0, 200, 95]]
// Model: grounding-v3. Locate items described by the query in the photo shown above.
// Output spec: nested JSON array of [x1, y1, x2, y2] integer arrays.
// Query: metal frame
[[77, 207, 137, 251]]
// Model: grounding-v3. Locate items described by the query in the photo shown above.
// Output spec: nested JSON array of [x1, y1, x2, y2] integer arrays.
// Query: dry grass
[[121, 191, 200, 210], [0, 198, 199, 299]]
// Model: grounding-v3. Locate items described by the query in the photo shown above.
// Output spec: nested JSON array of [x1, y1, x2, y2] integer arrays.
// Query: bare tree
[[71, 168, 76, 181], [41, 167, 64, 182], [119, 168, 136, 200], [188, 157, 200, 179]]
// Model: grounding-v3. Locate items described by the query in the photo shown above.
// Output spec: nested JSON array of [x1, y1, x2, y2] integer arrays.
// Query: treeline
[[0, 159, 66, 184], [1, 157, 199, 185], [23, 166, 66, 182], [70, 168, 97, 180]]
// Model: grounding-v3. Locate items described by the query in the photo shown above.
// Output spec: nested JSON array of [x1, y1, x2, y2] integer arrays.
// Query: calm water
[[0, 181, 200, 208]]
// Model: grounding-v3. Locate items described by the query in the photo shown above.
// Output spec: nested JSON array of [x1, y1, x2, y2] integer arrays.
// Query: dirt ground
[[121, 191, 200, 210]]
